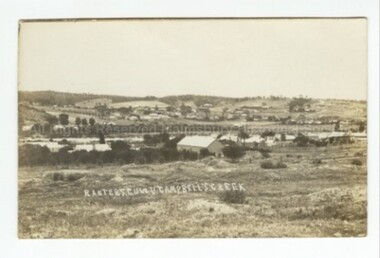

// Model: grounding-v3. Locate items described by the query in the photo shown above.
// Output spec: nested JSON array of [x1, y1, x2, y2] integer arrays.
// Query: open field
[[18, 144, 366, 238]]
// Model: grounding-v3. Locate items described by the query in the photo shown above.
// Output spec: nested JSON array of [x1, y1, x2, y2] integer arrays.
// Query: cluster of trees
[[75, 117, 96, 127], [19, 139, 211, 167], [222, 145, 246, 162], [293, 134, 329, 147], [288, 97, 312, 112]]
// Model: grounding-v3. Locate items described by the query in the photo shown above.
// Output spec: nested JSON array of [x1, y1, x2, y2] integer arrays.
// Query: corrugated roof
[[177, 136, 217, 148]]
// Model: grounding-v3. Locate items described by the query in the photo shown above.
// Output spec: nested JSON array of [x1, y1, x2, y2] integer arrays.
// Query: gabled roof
[[177, 136, 218, 148]]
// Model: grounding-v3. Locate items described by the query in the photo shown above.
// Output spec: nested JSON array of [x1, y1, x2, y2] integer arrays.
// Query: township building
[[177, 136, 224, 157], [71, 143, 112, 152]]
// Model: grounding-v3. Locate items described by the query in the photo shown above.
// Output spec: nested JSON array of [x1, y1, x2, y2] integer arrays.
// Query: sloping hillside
[[19, 104, 56, 125]]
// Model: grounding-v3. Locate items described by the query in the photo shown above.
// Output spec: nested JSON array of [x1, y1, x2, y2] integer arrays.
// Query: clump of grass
[[66, 173, 84, 182], [260, 160, 287, 169], [312, 159, 322, 165], [351, 159, 363, 166], [219, 190, 246, 204]]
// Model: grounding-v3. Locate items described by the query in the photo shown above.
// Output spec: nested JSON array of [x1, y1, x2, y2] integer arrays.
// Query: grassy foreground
[[18, 144, 366, 238]]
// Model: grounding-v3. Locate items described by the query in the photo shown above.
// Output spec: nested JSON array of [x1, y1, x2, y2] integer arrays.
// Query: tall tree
[[58, 113, 69, 126], [334, 120, 341, 132], [75, 117, 81, 127], [47, 116, 58, 125], [358, 122, 365, 132], [99, 131, 105, 144], [81, 118, 88, 126], [222, 145, 246, 162], [89, 117, 96, 126], [238, 130, 249, 147]]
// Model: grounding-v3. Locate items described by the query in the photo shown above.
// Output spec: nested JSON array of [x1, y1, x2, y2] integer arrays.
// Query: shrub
[[294, 134, 309, 147], [222, 145, 246, 162], [19, 145, 51, 166], [312, 159, 322, 165], [179, 150, 198, 161], [351, 159, 363, 166], [110, 141, 130, 151], [219, 190, 246, 204], [200, 148, 214, 159], [261, 151, 270, 159], [260, 160, 287, 169]]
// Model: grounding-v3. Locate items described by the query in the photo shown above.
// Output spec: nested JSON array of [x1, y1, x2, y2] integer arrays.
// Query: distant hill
[[18, 91, 158, 106], [18, 91, 366, 116]]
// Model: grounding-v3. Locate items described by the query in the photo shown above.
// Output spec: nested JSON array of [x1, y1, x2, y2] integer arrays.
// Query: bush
[[351, 159, 363, 166], [260, 160, 287, 169], [222, 145, 246, 162], [200, 148, 214, 159], [219, 190, 246, 204], [261, 151, 270, 159], [19, 145, 51, 166], [110, 141, 130, 151], [294, 134, 309, 147], [179, 150, 198, 161], [312, 159, 322, 165]]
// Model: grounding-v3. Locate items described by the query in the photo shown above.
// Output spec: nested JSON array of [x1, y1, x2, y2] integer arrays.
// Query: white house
[[177, 136, 224, 157], [71, 144, 111, 152]]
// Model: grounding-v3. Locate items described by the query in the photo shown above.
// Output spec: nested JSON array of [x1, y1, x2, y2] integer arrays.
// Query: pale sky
[[18, 19, 367, 100]]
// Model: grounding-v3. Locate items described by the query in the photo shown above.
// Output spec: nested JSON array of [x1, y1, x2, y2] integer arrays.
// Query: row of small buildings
[[20, 131, 366, 156]]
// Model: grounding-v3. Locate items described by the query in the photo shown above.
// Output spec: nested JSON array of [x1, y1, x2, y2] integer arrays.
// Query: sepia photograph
[[17, 18, 367, 238]]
